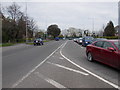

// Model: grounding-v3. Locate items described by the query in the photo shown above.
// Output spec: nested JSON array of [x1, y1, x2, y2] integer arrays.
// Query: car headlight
[[86, 42, 88, 43]]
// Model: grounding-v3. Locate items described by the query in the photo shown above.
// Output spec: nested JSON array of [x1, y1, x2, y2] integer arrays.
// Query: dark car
[[68, 38, 72, 40], [55, 37, 59, 41], [33, 38, 44, 46], [82, 36, 94, 46], [86, 40, 120, 69]]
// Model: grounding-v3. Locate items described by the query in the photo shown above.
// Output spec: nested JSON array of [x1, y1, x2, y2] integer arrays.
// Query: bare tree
[[7, 2, 22, 22]]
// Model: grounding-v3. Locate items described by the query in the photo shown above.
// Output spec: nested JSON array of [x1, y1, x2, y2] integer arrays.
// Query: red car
[[86, 40, 120, 69]]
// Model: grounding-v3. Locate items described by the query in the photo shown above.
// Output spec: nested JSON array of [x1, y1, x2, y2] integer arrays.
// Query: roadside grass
[[2, 43, 15, 47], [1, 40, 50, 47], [1, 42, 25, 47]]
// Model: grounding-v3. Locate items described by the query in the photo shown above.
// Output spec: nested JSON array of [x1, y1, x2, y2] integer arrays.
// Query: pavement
[[2, 40, 119, 89]]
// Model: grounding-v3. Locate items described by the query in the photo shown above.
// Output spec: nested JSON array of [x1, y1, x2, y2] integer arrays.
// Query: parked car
[[33, 38, 44, 46], [82, 36, 94, 46], [73, 38, 78, 42], [77, 38, 83, 44], [86, 40, 120, 69]]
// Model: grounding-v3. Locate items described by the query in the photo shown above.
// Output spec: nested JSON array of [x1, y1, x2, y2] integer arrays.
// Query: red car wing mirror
[[107, 47, 115, 52]]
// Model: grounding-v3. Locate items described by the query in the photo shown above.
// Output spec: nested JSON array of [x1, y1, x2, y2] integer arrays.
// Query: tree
[[58, 34, 64, 38], [47, 24, 61, 38], [103, 21, 115, 36], [6, 2, 24, 42], [7, 2, 22, 22], [27, 17, 38, 38], [35, 31, 44, 38], [17, 14, 26, 39], [84, 30, 89, 36], [2, 2, 38, 43]]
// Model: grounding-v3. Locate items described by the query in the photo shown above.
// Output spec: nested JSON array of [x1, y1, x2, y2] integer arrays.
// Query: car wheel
[[87, 52, 93, 62]]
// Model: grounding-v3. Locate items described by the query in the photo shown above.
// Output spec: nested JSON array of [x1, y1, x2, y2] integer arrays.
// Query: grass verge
[[1, 40, 50, 47], [1, 43, 15, 47]]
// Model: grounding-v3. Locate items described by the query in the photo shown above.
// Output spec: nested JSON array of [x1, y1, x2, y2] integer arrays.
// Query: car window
[[94, 41, 103, 47], [85, 37, 94, 40], [36, 38, 42, 40], [103, 42, 114, 49], [114, 41, 120, 50]]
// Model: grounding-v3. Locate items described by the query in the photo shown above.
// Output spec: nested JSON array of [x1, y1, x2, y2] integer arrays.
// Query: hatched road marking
[[12, 43, 65, 88], [47, 62, 89, 76], [59, 57, 64, 59], [34, 72, 69, 89]]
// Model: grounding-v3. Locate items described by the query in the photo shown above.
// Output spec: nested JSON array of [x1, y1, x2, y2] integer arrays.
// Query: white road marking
[[80, 46, 83, 48], [47, 62, 89, 76], [34, 72, 69, 89], [59, 57, 64, 59], [12, 43, 65, 88], [60, 41, 119, 89]]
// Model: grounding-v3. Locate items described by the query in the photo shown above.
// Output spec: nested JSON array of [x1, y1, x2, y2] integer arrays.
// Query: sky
[[1, 1, 119, 33]]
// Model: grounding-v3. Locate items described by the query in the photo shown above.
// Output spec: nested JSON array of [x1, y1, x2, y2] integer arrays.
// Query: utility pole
[[92, 18, 94, 33], [0, 2, 2, 90], [0, 5, 1, 46], [118, 1, 120, 39], [88, 17, 94, 36], [25, 2, 28, 43]]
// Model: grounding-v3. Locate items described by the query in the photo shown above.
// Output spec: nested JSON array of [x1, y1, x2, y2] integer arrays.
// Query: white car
[[77, 38, 83, 44]]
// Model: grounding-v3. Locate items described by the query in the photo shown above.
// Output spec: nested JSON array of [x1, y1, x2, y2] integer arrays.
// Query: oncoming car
[[86, 40, 120, 69], [33, 38, 44, 46]]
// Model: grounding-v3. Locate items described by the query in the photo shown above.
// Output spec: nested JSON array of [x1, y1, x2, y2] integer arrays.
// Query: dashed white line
[[47, 62, 89, 76], [60, 41, 119, 89], [34, 72, 69, 89], [12, 43, 65, 88]]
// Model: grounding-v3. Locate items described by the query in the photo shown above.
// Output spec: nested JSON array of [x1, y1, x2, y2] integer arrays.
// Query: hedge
[[98, 36, 119, 39]]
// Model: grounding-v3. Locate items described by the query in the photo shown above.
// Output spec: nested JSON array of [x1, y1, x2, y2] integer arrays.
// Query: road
[[2, 40, 119, 89]]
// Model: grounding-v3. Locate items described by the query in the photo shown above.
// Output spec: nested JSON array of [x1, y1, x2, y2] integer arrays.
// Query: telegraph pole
[[92, 18, 94, 33], [118, 1, 120, 39], [0, 3, 2, 44], [88, 17, 94, 36], [25, 2, 28, 43]]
